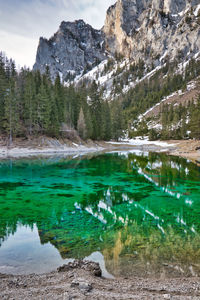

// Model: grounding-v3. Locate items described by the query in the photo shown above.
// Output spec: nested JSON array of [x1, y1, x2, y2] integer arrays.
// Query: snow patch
[[194, 4, 200, 17], [107, 138, 175, 148], [58, 72, 63, 82], [122, 65, 163, 95], [160, 51, 168, 62], [178, 7, 189, 17]]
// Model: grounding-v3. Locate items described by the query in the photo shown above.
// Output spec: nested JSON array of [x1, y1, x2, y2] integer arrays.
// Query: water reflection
[[0, 224, 73, 274], [0, 151, 200, 277]]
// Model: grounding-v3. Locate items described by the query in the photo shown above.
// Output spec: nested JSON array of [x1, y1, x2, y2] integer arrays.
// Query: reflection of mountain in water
[[0, 152, 200, 276]]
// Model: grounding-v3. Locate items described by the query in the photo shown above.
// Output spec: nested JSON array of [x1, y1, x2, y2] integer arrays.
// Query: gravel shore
[[1, 260, 200, 300]]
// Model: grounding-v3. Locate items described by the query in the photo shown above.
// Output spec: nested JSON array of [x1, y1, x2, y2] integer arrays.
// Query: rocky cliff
[[104, 0, 200, 65], [34, 0, 200, 82], [33, 20, 106, 81]]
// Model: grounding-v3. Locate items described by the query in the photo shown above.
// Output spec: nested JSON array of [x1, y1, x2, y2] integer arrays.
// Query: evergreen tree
[[101, 101, 111, 141], [189, 95, 200, 139], [23, 72, 36, 135], [77, 108, 87, 140], [111, 101, 124, 141], [37, 81, 51, 133], [89, 81, 102, 140], [4, 80, 20, 145], [54, 74, 65, 123]]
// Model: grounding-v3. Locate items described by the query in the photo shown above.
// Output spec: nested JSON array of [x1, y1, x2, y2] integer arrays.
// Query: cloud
[[0, 30, 38, 68], [0, 0, 116, 67]]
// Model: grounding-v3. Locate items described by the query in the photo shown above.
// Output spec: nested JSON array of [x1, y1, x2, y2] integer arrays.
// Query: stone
[[71, 279, 93, 292], [163, 294, 171, 299]]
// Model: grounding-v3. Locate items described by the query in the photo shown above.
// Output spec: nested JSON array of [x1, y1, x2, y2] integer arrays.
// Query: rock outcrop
[[57, 260, 102, 277], [104, 0, 200, 65], [33, 20, 106, 81], [34, 0, 200, 82]]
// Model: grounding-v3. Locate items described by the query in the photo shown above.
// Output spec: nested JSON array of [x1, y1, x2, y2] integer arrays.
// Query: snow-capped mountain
[[33, 19, 107, 82], [34, 0, 200, 86]]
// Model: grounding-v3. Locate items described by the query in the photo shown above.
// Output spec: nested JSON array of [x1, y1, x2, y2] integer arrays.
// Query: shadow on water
[[0, 150, 200, 277]]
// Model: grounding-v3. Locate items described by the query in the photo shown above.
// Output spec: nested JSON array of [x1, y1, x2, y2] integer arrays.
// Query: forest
[[0, 51, 200, 143], [121, 58, 200, 140], [0, 52, 124, 144]]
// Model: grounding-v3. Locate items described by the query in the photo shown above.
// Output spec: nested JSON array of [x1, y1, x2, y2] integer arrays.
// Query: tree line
[[0, 52, 124, 144], [159, 94, 200, 140]]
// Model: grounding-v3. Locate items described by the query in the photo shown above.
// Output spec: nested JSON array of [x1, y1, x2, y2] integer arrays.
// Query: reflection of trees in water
[[0, 152, 200, 275], [103, 224, 200, 277]]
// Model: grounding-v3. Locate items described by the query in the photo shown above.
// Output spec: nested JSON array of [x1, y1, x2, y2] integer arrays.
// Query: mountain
[[33, 20, 106, 81], [32, 0, 200, 142], [34, 0, 200, 83], [104, 0, 200, 64], [1, 2, 200, 144]]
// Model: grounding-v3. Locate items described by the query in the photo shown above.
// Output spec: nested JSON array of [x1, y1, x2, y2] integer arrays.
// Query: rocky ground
[[0, 260, 200, 300], [168, 140, 200, 165]]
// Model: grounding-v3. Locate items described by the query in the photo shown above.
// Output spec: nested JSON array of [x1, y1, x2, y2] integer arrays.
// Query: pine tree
[[189, 95, 200, 139], [101, 101, 111, 141], [111, 101, 124, 141], [181, 112, 187, 139], [85, 108, 93, 139], [37, 81, 51, 133], [89, 81, 102, 140], [23, 72, 36, 135], [4, 80, 20, 145], [77, 108, 87, 140], [54, 74, 65, 123]]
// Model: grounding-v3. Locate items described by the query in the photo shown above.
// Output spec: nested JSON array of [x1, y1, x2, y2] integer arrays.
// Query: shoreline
[[1, 260, 200, 299], [1, 138, 200, 299], [167, 140, 200, 164], [0, 137, 177, 159], [0, 138, 199, 166], [0, 137, 200, 162]]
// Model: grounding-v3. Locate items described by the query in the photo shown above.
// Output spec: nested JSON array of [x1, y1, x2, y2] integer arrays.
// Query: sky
[[0, 0, 116, 68]]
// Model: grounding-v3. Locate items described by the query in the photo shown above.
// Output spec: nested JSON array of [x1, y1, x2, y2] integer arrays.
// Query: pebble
[[163, 294, 171, 299], [71, 279, 93, 292]]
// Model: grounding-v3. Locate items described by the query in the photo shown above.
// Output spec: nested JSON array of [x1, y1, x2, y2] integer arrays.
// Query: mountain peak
[[33, 19, 106, 81], [59, 19, 88, 32], [34, 0, 200, 83]]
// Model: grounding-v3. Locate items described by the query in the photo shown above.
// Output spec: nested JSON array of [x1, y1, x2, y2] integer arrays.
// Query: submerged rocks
[[57, 260, 102, 277]]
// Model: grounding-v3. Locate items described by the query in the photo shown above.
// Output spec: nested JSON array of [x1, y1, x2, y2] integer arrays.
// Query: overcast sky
[[0, 0, 116, 68]]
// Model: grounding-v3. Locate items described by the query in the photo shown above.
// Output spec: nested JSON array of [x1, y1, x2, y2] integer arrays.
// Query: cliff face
[[33, 20, 106, 81], [34, 0, 200, 81], [104, 0, 200, 64]]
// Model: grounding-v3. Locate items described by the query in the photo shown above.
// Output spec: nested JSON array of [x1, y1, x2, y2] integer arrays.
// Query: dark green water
[[0, 151, 200, 277]]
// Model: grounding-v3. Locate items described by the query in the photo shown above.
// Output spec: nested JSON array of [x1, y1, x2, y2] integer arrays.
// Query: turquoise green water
[[0, 151, 200, 277]]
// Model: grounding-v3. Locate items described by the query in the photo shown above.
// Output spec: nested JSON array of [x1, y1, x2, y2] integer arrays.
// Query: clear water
[[0, 151, 200, 278]]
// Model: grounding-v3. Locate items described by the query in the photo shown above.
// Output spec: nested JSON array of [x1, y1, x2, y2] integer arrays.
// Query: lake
[[0, 150, 200, 278]]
